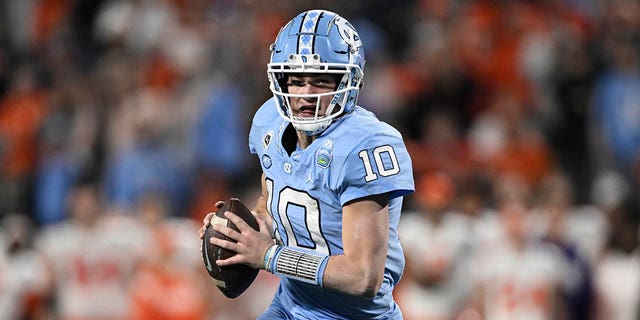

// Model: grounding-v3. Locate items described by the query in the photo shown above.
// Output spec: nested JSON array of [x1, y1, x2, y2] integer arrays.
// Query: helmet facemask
[[268, 54, 362, 135]]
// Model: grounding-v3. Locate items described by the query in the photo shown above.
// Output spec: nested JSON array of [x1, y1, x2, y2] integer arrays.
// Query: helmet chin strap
[[292, 119, 332, 136], [292, 99, 349, 136]]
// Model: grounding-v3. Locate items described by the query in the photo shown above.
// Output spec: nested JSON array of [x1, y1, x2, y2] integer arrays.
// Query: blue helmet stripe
[[298, 10, 322, 55]]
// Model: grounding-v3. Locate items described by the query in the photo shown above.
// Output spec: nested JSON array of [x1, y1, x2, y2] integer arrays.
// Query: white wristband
[[271, 246, 329, 286]]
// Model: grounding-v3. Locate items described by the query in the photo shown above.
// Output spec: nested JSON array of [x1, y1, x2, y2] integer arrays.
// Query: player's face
[[286, 74, 339, 118]]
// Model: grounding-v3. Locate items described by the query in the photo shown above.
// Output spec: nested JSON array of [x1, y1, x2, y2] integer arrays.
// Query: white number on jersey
[[358, 145, 400, 182], [266, 178, 329, 254]]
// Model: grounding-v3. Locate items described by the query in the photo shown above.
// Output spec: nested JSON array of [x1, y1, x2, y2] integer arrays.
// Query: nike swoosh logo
[[204, 234, 213, 272]]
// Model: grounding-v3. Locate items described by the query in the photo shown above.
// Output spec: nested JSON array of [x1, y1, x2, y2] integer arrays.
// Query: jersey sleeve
[[335, 130, 414, 206], [248, 111, 261, 155], [249, 98, 279, 155]]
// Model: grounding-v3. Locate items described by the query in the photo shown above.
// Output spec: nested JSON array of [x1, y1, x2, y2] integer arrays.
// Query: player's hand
[[210, 211, 274, 269], [198, 201, 225, 239]]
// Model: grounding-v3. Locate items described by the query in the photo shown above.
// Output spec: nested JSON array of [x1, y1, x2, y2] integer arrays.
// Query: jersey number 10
[[358, 145, 400, 182], [264, 145, 401, 255]]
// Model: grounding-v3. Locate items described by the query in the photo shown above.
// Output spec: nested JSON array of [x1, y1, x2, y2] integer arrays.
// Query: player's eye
[[286, 79, 305, 87], [286, 77, 337, 89], [311, 78, 337, 88]]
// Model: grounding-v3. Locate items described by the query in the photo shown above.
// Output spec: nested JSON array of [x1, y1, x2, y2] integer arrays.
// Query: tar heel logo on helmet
[[334, 17, 362, 51]]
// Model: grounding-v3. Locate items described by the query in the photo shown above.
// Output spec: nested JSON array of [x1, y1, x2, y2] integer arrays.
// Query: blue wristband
[[268, 245, 283, 273], [316, 255, 329, 288], [263, 244, 279, 272]]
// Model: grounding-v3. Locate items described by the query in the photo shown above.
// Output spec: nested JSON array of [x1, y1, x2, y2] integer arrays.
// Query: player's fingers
[[211, 222, 242, 242], [223, 211, 255, 233], [216, 255, 244, 267], [214, 201, 225, 208], [209, 235, 241, 253], [202, 212, 216, 226]]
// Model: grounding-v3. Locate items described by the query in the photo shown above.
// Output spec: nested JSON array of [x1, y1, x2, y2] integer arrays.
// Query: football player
[[35, 179, 145, 319], [200, 9, 414, 319]]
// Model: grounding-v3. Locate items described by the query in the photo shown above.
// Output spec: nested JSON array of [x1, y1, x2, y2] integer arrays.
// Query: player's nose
[[298, 90, 319, 104], [298, 83, 317, 94]]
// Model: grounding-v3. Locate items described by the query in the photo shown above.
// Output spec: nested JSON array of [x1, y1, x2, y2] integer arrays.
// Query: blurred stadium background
[[0, 0, 638, 319]]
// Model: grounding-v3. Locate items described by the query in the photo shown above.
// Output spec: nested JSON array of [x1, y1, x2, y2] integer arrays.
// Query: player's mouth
[[297, 105, 317, 118]]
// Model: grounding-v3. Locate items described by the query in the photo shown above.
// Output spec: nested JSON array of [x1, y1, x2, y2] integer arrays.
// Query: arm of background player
[[321, 193, 389, 297]]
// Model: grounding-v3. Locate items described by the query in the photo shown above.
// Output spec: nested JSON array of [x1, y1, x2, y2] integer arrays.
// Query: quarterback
[[200, 9, 414, 319]]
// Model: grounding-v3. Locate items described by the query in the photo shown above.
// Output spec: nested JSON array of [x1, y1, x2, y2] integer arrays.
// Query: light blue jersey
[[249, 97, 415, 319]]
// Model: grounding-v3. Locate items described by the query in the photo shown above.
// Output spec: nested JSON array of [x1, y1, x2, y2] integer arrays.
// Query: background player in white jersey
[[397, 172, 474, 320], [465, 177, 569, 320], [35, 179, 146, 319], [199, 9, 414, 320]]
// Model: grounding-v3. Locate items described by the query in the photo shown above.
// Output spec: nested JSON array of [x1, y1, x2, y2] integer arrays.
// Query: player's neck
[[296, 132, 317, 150], [282, 124, 316, 154]]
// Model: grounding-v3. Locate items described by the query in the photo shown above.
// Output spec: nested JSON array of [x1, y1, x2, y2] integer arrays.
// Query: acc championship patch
[[315, 140, 333, 169]]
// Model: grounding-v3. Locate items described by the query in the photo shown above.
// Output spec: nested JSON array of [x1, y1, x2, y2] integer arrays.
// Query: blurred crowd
[[0, 0, 639, 319]]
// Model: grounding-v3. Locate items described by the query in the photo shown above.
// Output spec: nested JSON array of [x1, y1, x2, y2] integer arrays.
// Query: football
[[202, 198, 260, 298]]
